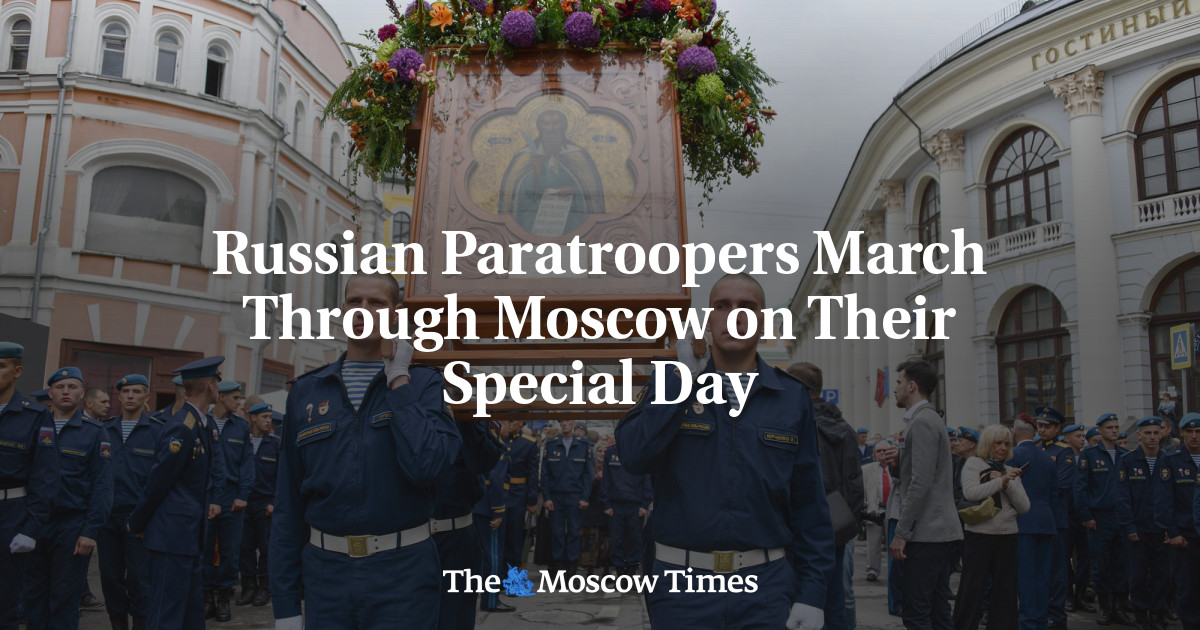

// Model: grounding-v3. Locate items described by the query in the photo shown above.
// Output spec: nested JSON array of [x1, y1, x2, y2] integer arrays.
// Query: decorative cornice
[[877, 180, 906, 214], [928, 129, 965, 172], [1047, 65, 1104, 118], [860, 210, 886, 242]]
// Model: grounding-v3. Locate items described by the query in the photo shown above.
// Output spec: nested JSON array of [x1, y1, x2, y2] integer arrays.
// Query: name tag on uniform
[[297, 423, 332, 445], [261, 457, 277, 462], [679, 421, 713, 435], [226, 438, 244, 445], [0, 439, 26, 450], [760, 428, 799, 449], [61, 448, 87, 457], [370, 412, 393, 426]]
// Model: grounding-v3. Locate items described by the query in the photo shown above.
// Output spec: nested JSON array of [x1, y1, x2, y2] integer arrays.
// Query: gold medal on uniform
[[692, 402, 704, 415]]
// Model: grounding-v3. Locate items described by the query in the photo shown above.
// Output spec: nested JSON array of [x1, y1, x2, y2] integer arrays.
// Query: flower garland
[[326, 0, 775, 205]]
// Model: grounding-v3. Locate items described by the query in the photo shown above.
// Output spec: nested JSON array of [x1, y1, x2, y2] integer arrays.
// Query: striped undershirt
[[120, 419, 137, 442], [54, 418, 68, 435], [214, 417, 228, 435], [252, 436, 263, 455], [719, 372, 756, 414], [1191, 454, 1200, 470], [342, 360, 384, 411], [1107, 449, 1117, 463], [1147, 456, 1157, 475]]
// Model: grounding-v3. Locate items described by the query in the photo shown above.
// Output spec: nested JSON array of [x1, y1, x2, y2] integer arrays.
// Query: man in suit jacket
[[862, 442, 892, 581], [882, 360, 962, 630], [1010, 416, 1058, 630]]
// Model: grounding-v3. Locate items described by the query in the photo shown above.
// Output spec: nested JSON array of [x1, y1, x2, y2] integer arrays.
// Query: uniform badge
[[38, 428, 54, 446], [183, 413, 196, 430], [305, 403, 314, 423], [169, 438, 182, 453], [692, 402, 704, 415], [1119, 469, 1126, 481], [1079, 458, 1088, 470], [318, 401, 329, 416], [99, 442, 112, 459], [1161, 468, 1170, 480], [1065, 455, 1074, 465], [1185, 468, 1193, 477]]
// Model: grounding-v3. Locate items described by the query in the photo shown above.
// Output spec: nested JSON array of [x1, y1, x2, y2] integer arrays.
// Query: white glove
[[9, 533, 36, 553], [383, 338, 415, 383], [786, 603, 824, 630], [674, 332, 711, 374], [275, 616, 303, 630]]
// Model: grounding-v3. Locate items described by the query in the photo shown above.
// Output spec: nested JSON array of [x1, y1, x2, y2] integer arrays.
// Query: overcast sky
[[317, 0, 1017, 307]]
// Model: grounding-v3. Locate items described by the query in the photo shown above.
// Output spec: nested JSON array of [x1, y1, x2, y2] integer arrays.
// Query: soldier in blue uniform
[[1033, 406, 1075, 630], [857, 428, 873, 465], [269, 274, 461, 630], [474, 424, 509, 614], [235, 402, 280, 608], [1161, 413, 1199, 630], [0, 342, 60, 630], [539, 418, 594, 574], [615, 273, 832, 630], [128, 356, 225, 630], [23, 366, 113, 630], [500, 420, 539, 572], [1075, 412, 1133, 626], [1059, 422, 1096, 614], [1011, 415, 1057, 630], [1116, 417, 1174, 630], [430, 416, 502, 626], [98, 374, 165, 630], [599, 439, 652, 575], [204, 380, 254, 622], [152, 376, 185, 420]]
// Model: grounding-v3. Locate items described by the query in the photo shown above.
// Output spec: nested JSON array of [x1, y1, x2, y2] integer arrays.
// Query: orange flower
[[676, 0, 700, 23], [429, 2, 453, 31], [561, 0, 576, 13], [383, 69, 398, 83], [371, 61, 390, 73], [511, 3, 528, 11]]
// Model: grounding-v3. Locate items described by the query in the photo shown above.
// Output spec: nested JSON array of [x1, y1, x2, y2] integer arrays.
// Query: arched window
[[275, 84, 287, 120], [87, 165, 205, 265], [919, 180, 941, 261], [1149, 256, 1200, 414], [204, 44, 228, 98], [323, 263, 341, 308], [8, 18, 30, 71], [986, 127, 1062, 238], [922, 326, 945, 414], [155, 31, 180, 85], [391, 210, 411, 244], [292, 101, 306, 148], [329, 133, 342, 174], [996, 287, 1073, 421], [1136, 70, 1200, 199], [100, 21, 128, 78], [270, 205, 289, 294]]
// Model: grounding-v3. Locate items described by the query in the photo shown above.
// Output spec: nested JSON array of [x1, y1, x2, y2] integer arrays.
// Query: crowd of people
[[1, 269, 1197, 630]]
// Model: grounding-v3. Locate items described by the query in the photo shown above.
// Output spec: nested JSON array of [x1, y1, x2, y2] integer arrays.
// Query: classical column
[[878, 180, 908, 430], [928, 130, 979, 426], [835, 274, 857, 423], [1047, 65, 1124, 421], [860, 210, 888, 433]]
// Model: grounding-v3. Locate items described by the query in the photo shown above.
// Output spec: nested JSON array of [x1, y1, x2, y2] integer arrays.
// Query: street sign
[[822, 389, 839, 405], [1170, 323, 1194, 370]]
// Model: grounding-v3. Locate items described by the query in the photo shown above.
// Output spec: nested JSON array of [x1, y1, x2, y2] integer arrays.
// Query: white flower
[[672, 28, 702, 50]]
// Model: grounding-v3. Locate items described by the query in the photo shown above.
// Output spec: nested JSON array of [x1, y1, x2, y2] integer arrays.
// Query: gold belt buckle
[[346, 535, 370, 558], [712, 551, 735, 573]]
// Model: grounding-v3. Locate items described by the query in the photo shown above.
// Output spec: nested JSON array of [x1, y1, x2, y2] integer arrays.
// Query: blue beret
[[47, 367, 83, 386], [116, 374, 149, 389], [246, 402, 272, 415], [217, 380, 243, 394], [0, 342, 24, 358], [271, 410, 284, 425], [856, 428, 868, 434], [173, 356, 224, 380], [172, 375, 183, 387], [956, 427, 979, 443], [947, 428, 957, 437], [1180, 413, 1200, 430], [1096, 413, 1119, 426], [1135, 416, 1164, 428], [1119, 432, 1128, 440], [1034, 405, 1064, 425], [1062, 424, 1085, 435], [31, 389, 50, 402], [1085, 427, 1099, 439]]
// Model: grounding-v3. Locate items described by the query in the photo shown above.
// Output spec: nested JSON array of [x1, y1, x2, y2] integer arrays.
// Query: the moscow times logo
[[444, 566, 760, 595]]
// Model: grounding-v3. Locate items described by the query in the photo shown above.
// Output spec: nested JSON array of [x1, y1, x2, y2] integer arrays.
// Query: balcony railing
[[1135, 190, 1200, 229], [984, 220, 1067, 262]]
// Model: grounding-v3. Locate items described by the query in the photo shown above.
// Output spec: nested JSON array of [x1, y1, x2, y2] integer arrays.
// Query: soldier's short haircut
[[786, 362, 822, 392], [184, 377, 215, 398], [1013, 418, 1037, 437], [84, 387, 106, 402], [896, 359, 938, 397], [710, 272, 766, 307], [345, 273, 402, 306]]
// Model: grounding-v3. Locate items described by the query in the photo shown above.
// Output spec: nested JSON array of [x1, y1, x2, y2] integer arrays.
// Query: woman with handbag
[[953, 425, 1031, 630]]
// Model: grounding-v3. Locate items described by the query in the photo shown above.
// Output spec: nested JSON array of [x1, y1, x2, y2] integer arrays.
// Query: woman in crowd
[[953, 425, 1030, 630]]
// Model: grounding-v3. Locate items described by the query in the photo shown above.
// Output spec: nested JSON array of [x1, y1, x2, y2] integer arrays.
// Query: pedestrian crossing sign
[[1170, 323, 1194, 370]]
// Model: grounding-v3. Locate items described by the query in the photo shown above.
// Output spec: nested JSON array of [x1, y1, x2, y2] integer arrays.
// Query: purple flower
[[501, 10, 537, 48], [389, 48, 424, 84], [638, 0, 670, 16], [701, 0, 716, 24], [563, 11, 600, 47], [404, 0, 431, 17], [676, 45, 717, 79], [466, 0, 488, 12], [378, 24, 399, 40]]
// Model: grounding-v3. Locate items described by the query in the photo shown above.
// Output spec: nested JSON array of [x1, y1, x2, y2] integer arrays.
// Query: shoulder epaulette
[[521, 434, 536, 443], [82, 416, 104, 428], [773, 366, 810, 390], [289, 362, 333, 385]]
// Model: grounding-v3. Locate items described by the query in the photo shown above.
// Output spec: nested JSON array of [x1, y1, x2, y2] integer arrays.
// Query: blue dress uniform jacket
[[1010, 440, 1058, 535], [209, 414, 254, 508], [1114, 447, 1172, 536], [269, 359, 462, 622], [599, 442, 652, 510], [1074, 443, 1129, 521], [616, 356, 835, 610], [539, 436, 594, 503], [1038, 439, 1075, 529], [103, 413, 166, 510], [52, 411, 114, 539], [1161, 447, 1199, 538], [434, 421, 502, 521], [249, 435, 281, 509], [503, 433, 539, 512]]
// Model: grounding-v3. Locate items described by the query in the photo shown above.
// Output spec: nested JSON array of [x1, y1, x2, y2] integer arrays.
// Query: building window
[[8, 18, 30, 71], [292, 101, 306, 147], [270, 205, 289, 294], [996, 287, 1073, 422], [329, 133, 342, 174], [922, 326, 945, 414], [155, 31, 180, 85], [985, 127, 1061, 238], [392, 210, 411, 244], [1149, 255, 1200, 415], [205, 44, 227, 98], [918, 180, 941, 261], [100, 22, 128, 78], [1136, 70, 1200, 199], [323, 271, 341, 309], [86, 165, 206, 265], [275, 84, 286, 121]]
